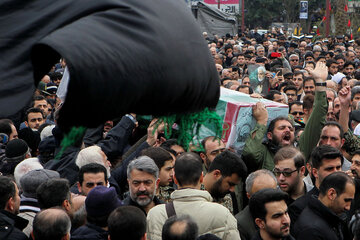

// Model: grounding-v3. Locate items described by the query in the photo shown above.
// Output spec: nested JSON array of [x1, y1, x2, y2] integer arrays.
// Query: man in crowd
[[293, 172, 354, 239], [199, 136, 226, 171], [162, 215, 198, 240], [249, 188, 294, 240], [147, 152, 240, 240], [36, 178, 74, 218], [32, 208, 71, 240], [0, 176, 28, 240], [236, 169, 278, 240], [71, 186, 122, 239], [124, 156, 162, 215], [24, 108, 45, 131], [289, 145, 343, 229], [77, 163, 108, 196], [203, 150, 247, 214], [273, 146, 310, 205], [108, 206, 147, 240]]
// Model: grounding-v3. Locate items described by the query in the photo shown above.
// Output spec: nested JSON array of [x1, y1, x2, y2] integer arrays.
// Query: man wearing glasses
[[273, 146, 311, 205], [288, 54, 300, 70], [289, 102, 304, 121]]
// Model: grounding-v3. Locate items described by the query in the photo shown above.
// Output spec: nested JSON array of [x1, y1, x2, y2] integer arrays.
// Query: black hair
[[249, 188, 288, 220], [162, 215, 198, 240], [25, 107, 45, 121], [208, 150, 247, 180], [0, 176, 16, 210], [108, 206, 146, 240], [140, 147, 173, 170], [78, 163, 108, 185], [319, 172, 354, 196], [289, 101, 303, 113], [303, 76, 316, 86], [267, 116, 293, 134], [0, 119, 13, 137], [37, 178, 71, 209], [326, 59, 338, 67], [323, 121, 344, 139], [265, 90, 282, 101], [174, 153, 202, 186], [310, 145, 343, 169]]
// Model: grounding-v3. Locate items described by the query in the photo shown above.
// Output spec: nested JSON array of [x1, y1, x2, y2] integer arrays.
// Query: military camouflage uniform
[[200, 184, 233, 214], [344, 130, 360, 156], [156, 185, 175, 203]]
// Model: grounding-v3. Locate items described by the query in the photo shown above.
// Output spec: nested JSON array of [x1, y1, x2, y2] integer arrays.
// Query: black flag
[[0, 0, 219, 131]]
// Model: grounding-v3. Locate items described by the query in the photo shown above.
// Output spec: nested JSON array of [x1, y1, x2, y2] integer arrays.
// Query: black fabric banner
[[0, 0, 219, 131]]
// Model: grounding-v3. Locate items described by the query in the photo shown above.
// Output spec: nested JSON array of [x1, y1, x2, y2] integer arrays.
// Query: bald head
[[33, 208, 71, 240], [245, 169, 278, 198]]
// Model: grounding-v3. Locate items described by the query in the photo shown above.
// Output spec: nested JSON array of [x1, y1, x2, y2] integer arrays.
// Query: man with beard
[[242, 61, 328, 172], [288, 145, 343, 232], [293, 172, 355, 240], [203, 150, 247, 212], [273, 146, 311, 205], [146, 152, 240, 240], [123, 156, 162, 215], [249, 188, 294, 240]]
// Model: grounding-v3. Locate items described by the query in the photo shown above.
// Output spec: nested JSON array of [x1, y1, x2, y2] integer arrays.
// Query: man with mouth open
[[242, 61, 328, 172]]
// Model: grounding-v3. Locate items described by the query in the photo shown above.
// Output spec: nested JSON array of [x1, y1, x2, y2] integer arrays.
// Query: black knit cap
[[5, 139, 28, 158]]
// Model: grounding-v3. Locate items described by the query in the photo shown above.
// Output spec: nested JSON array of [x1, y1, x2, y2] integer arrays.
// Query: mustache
[[281, 223, 290, 230], [136, 191, 150, 197]]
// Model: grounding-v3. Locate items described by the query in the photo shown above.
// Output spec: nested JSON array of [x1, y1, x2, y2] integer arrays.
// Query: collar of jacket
[[308, 195, 344, 227], [171, 188, 213, 202], [0, 209, 28, 231]]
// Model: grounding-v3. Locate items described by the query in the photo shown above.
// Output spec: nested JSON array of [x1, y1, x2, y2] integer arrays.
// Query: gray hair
[[352, 86, 360, 100], [127, 156, 159, 179], [326, 88, 338, 99], [289, 54, 299, 60], [245, 169, 277, 195], [75, 145, 103, 168]]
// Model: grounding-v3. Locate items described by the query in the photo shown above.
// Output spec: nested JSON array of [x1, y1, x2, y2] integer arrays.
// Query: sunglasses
[[273, 168, 298, 177], [291, 111, 304, 116]]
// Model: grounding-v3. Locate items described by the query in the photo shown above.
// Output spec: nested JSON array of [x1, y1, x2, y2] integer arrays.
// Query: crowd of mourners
[[3, 26, 360, 240]]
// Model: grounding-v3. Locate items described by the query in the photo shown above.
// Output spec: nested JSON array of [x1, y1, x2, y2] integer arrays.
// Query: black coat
[[0, 210, 28, 240], [288, 186, 319, 234], [251, 230, 295, 240], [293, 196, 346, 240], [71, 223, 108, 240]]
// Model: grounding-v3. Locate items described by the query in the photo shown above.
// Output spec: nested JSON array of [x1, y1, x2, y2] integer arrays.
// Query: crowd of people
[[2, 26, 360, 240]]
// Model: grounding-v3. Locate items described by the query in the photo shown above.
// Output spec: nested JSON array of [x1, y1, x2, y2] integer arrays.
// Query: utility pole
[[325, 0, 330, 37], [242, 0, 245, 32], [218, 0, 220, 9]]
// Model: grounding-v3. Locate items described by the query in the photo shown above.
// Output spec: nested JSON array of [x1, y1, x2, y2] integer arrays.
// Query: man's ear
[[25, 121, 29, 127], [5, 197, 14, 212], [327, 188, 337, 201], [156, 178, 160, 188], [299, 166, 306, 176], [341, 138, 345, 148], [255, 218, 265, 229], [173, 174, 179, 186], [312, 167, 318, 179], [62, 199, 71, 212], [199, 152, 206, 163], [213, 169, 222, 179], [199, 172, 204, 184], [77, 182, 82, 193], [267, 132, 273, 141]]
